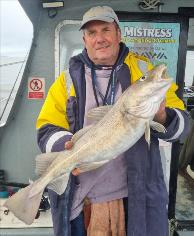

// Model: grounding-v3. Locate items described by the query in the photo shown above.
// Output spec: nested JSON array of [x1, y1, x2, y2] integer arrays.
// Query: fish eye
[[139, 75, 147, 82]]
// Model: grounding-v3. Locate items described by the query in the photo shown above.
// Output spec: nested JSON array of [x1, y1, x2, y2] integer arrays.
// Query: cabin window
[[184, 17, 194, 112], [55, 20, 84, 87], [0, 0, 33, 126], [183, 50, 194, 112], [184, 50, 194, 87]]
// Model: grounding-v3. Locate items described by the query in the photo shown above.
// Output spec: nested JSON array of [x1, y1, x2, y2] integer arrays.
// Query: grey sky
[[0, 0, 33, 57]]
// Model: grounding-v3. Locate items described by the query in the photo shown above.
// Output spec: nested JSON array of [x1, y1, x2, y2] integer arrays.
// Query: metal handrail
[[0, 60, 25, 67], [0, 58, 27, 123], [0, 97, 9, 103]]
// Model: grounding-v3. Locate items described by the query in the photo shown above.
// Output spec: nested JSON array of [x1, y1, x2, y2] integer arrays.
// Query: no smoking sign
[[28, 77, 45, 99]]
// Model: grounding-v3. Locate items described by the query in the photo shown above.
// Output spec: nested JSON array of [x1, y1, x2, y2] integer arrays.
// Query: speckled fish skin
[[4, 64, 172, 225]]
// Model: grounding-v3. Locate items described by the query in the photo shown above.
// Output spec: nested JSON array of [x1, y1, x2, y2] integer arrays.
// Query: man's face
[[83, 21, 121, 65]]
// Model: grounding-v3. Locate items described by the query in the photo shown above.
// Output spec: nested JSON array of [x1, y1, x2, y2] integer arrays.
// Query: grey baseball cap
[[80, 6, 120, 30]]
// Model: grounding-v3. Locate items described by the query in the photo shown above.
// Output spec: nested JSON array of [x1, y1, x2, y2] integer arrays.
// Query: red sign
[[28, 77, 45, 99]]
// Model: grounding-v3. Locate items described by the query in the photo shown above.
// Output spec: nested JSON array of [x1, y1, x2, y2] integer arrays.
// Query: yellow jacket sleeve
[[36, 72, 70, 130], [165, 82, 185, 110]]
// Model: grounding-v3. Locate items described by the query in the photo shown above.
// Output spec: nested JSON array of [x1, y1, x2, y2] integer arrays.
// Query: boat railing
[[0, 59, 27, 127]]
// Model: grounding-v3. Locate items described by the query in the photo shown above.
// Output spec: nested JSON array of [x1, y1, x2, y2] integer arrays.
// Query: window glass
[[0, 0, 33, 126], [187, 18, 194, 48], [183, 50, 194, 111], [56, 21, 84, 89], [59, 23, 83, 71]]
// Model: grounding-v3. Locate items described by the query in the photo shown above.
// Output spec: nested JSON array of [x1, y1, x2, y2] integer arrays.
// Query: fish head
[[123, 64, 172, 119]]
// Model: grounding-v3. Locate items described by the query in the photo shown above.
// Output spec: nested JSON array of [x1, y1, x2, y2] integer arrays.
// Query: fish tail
[[3, 184, 43, 225]]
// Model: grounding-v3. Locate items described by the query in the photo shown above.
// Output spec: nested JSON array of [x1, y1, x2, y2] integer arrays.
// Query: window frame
[[55, 20, 81, 79]]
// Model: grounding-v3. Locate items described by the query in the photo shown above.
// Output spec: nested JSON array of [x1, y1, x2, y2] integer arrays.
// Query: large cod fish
[[4, 64, 172, 224]]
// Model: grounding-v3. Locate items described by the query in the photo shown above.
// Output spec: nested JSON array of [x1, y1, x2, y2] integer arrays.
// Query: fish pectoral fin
[[145, 121, 150, 147], [35, 152, 59, 176], [71, 124, 93, 143], [150, 120, 166, 133], [47, 172, 70, 195], [4, 184, 43, 225], [87, 105, 113, 122], [76, 160, 109, 173]]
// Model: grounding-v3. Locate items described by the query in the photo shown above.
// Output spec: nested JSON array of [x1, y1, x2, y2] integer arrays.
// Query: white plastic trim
[[46, 130, 72, 153]]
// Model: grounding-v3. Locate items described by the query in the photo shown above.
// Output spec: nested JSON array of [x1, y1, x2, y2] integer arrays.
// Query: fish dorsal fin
[[47, 172, 70, 195], [145, 121, 150, 147], [76, 160, 109, 173], [35, 152, 59, 176], [150, 121, 166, 133], [87, 105, 113, 122], [71, 124, 93, 143]]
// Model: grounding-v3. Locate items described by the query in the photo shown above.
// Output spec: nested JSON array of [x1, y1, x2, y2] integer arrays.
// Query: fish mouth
[[148, 66, 172, 106], [161, 65, 168, 78], [155, 64, 171, 81], [154, 64, 172, 95], [152, 79, 172, 101], [157, 77, 172, 88]]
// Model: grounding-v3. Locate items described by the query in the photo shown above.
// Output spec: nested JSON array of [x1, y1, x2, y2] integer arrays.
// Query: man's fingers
[[65, 140, 74, 150], [154, 100, 167, 124], [159, 100, 166, 110], [72, 168, 80, 176], [65, 141, 79, 175]]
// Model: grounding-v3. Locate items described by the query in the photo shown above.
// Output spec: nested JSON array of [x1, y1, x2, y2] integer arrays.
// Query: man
[[36, 6, 189, 236]]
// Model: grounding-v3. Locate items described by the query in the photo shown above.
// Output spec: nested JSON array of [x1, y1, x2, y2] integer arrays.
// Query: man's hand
[[64, 140, 80, 176], [153, 100, 167, 125], [64, 140, 74, 150], [71, 168, 80, 176]]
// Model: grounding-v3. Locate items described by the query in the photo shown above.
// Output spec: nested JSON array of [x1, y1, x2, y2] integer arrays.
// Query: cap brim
[[79, 17, 115, 30]]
